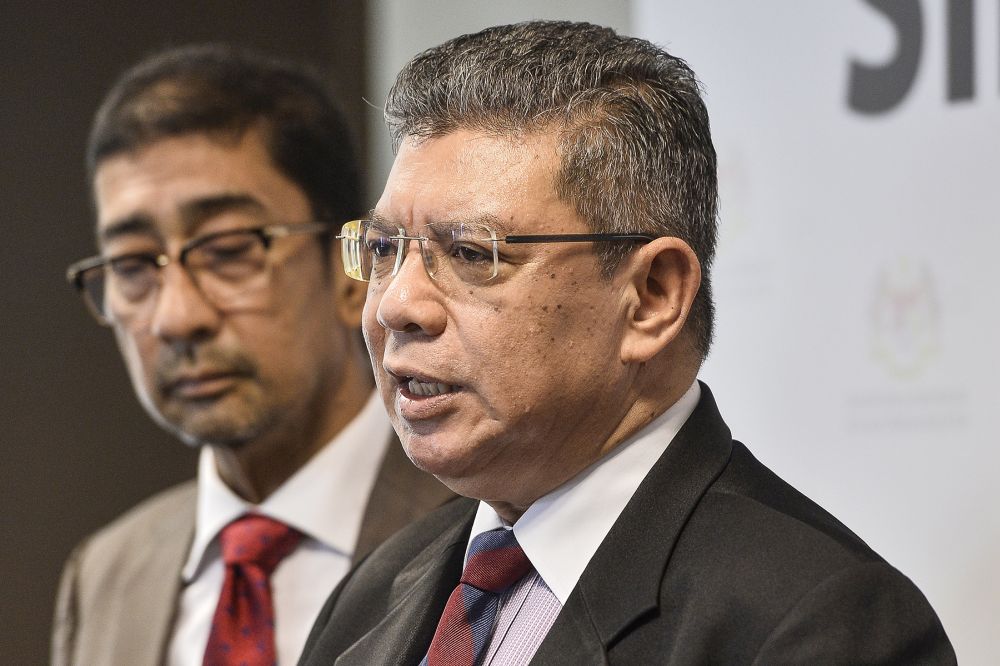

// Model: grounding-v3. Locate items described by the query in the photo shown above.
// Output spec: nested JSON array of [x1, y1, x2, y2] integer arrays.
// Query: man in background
[[301, 21, 954, 664], [53, 44, 452, 666]]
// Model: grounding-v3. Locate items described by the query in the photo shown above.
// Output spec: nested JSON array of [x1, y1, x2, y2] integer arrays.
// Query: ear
[[330, 242, 367, 328], [619, 236, 701, 364]]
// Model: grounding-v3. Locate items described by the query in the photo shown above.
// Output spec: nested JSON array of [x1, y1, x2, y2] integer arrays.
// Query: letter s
[[848, 0, 923, 114]]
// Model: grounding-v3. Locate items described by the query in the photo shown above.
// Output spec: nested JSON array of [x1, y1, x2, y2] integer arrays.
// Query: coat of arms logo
[[870, 259, 940, 380]]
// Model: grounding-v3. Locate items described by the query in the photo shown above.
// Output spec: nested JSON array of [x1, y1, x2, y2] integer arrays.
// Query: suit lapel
[[336, 505, 475, 665], [353, 434, 456, 564], [531, 383, 734, 662], [111, 488, 196, 666]]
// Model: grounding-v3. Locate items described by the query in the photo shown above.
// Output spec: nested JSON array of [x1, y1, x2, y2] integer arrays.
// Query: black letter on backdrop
[[848, 0, 923, 114], [947, 0, 975, 100]]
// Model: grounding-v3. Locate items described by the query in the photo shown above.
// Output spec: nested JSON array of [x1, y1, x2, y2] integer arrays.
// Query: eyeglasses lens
[[341, 220, 499, 285], [77, 231, 274, 325]]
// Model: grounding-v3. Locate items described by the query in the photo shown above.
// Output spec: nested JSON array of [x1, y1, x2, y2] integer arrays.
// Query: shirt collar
[[467, 380, 701, 604], [182, 391, 392, 581]]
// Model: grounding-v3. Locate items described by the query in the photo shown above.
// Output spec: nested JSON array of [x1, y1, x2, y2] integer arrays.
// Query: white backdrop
[[633, 2, 999, 663]]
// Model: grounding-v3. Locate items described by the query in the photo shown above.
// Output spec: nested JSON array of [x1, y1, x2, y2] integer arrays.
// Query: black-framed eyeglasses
[[336, 219, 656, 285], [66, 222, 334, 325]]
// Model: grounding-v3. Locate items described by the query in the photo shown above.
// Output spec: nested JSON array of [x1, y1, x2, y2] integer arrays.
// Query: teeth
[[407, 378, 457, 396]]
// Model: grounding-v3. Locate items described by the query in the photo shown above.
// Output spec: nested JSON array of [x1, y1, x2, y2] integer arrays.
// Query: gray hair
[[385, 20, 718, 358]]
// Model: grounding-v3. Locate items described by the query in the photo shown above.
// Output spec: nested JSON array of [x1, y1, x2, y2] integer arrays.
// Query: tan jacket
[[51, 437, 453, 666]]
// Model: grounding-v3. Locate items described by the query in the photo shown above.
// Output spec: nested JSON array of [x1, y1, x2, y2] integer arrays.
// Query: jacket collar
[[109, 484, 196, 666], [531, 381, 733, 661]]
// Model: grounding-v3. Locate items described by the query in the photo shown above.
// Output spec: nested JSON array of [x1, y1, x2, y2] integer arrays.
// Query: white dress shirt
[[467, 381, 701, 664], [167, 391, 391, 666]]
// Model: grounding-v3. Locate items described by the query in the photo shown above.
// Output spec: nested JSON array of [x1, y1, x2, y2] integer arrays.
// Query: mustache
[[154, 346, 257, 391]]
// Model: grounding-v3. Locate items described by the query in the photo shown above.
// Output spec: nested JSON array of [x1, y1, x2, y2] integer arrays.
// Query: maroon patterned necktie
[[424, 528, 534, 666], [202, 514, 303, 666]]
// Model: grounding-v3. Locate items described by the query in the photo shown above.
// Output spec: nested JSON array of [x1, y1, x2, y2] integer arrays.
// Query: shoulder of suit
[[69, 479, 197, 573], [307, 495, 476, 655], [354, 495, 476, 576], [675, 440, 890, 595]]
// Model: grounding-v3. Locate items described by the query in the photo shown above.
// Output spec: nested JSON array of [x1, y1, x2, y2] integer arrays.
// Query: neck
[[485, 367, 697, 524], [212, 354, 373, 504]]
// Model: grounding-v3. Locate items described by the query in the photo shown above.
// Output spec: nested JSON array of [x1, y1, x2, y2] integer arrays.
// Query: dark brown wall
[[1, 3, 366, 662]]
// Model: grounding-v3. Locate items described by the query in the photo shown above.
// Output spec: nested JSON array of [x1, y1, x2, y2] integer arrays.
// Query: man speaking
[[302, 20, 955, 665]]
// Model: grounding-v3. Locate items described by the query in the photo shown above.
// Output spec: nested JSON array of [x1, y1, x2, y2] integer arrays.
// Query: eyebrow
[[178, 193, 266, 225], [367, 210, 396, 231], [98, 214, 157, 244], [99, 193, 267, 245], [465, 213, 515, 237]]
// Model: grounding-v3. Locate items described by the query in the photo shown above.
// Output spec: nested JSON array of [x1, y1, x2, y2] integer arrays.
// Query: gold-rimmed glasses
[[336, 219, 656, 285]]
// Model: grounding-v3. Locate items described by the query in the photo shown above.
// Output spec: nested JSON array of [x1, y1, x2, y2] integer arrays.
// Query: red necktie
[[202, 514, 303, 666], [424, 528, 533, 666]]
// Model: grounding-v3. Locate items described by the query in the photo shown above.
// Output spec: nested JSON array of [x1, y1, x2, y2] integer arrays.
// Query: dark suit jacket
[[51, 435, 454, 666], [300, 384, 955, 665]]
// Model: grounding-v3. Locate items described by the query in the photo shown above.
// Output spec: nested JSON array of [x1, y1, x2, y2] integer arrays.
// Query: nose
[[147, 264, 222, 344], [374, 240, 447, 336]]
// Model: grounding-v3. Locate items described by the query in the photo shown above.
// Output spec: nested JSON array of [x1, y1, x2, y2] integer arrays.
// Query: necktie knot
[[461, 528, 532, 594], [218, 513, 302, 574]]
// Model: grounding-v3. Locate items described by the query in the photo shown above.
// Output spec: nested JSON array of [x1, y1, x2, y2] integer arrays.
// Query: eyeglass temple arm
[[332, 232, 658, 244], [66, 255, 110, 287]]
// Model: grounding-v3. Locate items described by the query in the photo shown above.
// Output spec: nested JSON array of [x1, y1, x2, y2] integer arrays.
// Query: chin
[[153, 408, 260, 450], [402, 432, 515, 502], [401, 432, 475, 477]]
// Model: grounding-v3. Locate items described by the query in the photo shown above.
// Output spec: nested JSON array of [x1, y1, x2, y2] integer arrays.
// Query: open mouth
[[385, 365, 461, 398]]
